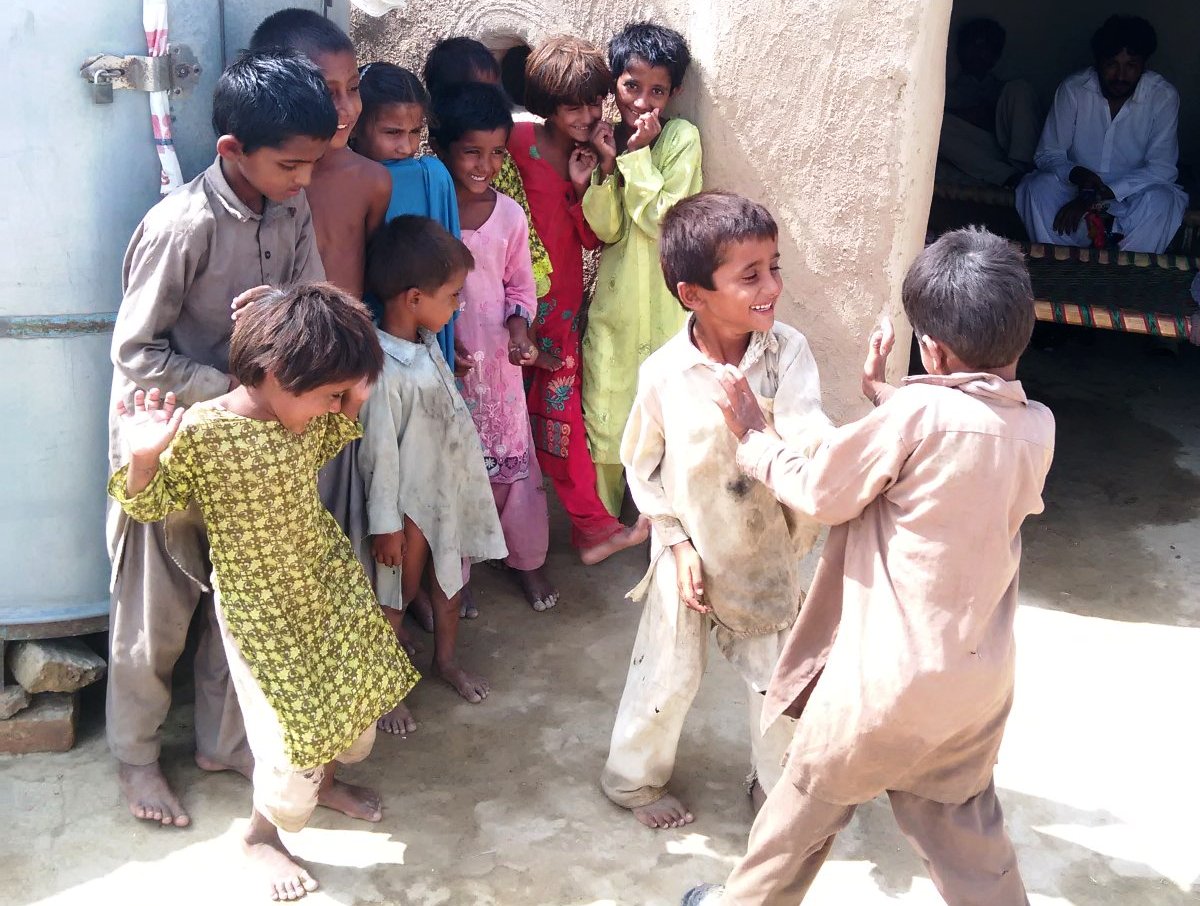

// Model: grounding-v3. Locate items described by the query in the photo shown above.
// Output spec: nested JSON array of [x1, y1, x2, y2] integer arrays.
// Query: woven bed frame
[[931, 183, 1200, 339]]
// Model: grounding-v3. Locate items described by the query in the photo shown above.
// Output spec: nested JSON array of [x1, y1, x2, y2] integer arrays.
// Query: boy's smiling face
[[681, 236, 782, 335], [547, 101, 603, 144], [442, 128, 508, 195], [311, 49, 361, 150], [615, 57, 677, 127]]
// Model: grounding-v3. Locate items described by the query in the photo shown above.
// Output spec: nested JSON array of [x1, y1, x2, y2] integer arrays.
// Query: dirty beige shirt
[[621, 318, 830, 637], [108, 156, 324, 469], [738, 373, 1055, 804]]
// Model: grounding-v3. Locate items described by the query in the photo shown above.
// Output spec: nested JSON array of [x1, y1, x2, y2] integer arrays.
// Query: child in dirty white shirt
[[601, 191, 831, 831]]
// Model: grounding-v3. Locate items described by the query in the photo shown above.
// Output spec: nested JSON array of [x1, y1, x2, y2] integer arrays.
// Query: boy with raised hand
[[602, 191, 829, 830], [686, 227, 1054, 905], [106, 50, 334, 829]]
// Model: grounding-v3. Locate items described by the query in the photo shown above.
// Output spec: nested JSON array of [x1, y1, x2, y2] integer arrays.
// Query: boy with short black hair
[[685, 227, 1055, 905], [106, 50, 334, 829], [602, 191, 830, 830]]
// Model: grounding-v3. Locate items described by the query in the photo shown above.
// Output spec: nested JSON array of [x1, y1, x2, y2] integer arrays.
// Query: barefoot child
[[105, 51, 333, 828], [583, 21, 703, 515], [431, 83, 559, 613], [509, 35, 650, 564], [685, 228, 1054, 905], [359, 216, 507, 716], [602, 192, 830, 830], [109, 284, 418, 902]]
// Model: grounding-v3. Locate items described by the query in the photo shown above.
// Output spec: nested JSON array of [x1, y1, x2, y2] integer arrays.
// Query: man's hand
[[371, 532, 406, 568], [862, 315, 895, 405], [1053, 196, 1096, 237], [672, 540, 709, 614], [626, 109, 662, 152], [716, 365, 769, 440]]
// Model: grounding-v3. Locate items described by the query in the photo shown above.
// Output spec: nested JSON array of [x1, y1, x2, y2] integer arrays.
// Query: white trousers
[[937, 80, 1041, 187]]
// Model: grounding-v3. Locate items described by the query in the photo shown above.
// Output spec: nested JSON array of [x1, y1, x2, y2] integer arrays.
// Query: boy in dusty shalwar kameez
[[601, 192, 831, 830], [685, 227, 1055, 906]]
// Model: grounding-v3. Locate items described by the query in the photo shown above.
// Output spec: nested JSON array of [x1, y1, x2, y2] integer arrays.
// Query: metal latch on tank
[[80, 44, 201, 104]]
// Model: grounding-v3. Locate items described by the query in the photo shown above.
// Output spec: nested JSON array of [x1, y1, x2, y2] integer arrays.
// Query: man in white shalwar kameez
[[1017, 15, 1187, 254]]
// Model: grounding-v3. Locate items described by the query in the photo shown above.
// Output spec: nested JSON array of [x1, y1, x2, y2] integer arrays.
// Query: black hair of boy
[[211, 51, 338, 152], [358, 62, 430, 129], [229, 282, 383, 392], [249, 7, 354, 59], [902, 227, 1034, 370], [501, 45, 532, 107], [367, 215, 475, 300], [1091, 14, 1157, 63], [423, 37, 501, 97], [429, 82, 514, 149], [659, 191, 778, 303], [608, 21, 692, 91]]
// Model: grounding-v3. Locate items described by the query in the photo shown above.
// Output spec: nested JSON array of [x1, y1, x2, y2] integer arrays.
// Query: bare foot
[[631, 793, 694, 829], [118, 760, 190, 827], [580, 515, 651, 566], [195, 751, 253, 781], [410, 588, 435, 632], [459, 583, 480, 620], [243, 814, 319, 901], [377, 701, 417, 736], [318, 778, 383, 822], [750, 779, 767, 814], [515, 566, 559, 612], [381, 606, 419, 656], [433, 660, 490, 703]]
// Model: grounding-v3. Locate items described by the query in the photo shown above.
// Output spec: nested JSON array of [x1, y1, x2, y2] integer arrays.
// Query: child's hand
[[862, 315, 896, 405], [117, 388, 185, 463], [715, 365, 768, 441], [589, 121, 618, 173], [371, 532, 406, 568], [569, 147, 599, 196], [453, 337, 475, 378], [341, 375, 373, 420], [230, 285, 273, 321], [507, 321, 539, 367], [626, 109, 662, 152], [672, 540, 709, 614]]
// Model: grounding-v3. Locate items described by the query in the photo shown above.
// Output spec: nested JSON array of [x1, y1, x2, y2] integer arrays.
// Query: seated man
[[1017, 15, 1187, 254], [938, 18, 1041, 189]]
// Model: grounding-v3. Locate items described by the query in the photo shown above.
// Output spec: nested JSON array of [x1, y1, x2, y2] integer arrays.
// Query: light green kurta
[[581, 117, 703, 510]]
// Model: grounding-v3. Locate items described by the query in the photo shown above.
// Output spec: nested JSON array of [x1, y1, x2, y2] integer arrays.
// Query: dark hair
[[249, 7, 354, 59], [902, 227, 1034, 369], [429, 82, 513, 149], [609, 21, 691, 91], [500, 45, 532, 107], [211, 51, 337, 152], [358, 62, 429, 130], [367, 215, 475, 300], [659, 191, 778, 304], [423, 37, 501, 97], [524, 36, 611, 118], [956, 18, 1006, 57], [1091, 15, 1157, 62], [229, 282, 383, 393]]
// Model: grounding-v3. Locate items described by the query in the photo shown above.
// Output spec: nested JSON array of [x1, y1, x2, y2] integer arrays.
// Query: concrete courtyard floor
[[3, 331, 1200, 906]]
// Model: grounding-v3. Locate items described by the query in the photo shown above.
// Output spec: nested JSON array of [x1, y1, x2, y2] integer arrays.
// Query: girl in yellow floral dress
[[109, 283, 417, 903]]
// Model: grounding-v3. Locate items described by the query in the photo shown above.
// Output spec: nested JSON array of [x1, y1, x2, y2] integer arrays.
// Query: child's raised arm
[[862, 316, 897, 407], [117, 388, 185, 497]]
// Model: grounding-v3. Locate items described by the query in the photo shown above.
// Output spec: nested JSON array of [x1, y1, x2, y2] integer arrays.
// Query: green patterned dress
[[110, 405, 418, 769]]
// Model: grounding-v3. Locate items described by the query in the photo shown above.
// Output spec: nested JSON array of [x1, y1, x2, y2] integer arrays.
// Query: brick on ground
[[0, 692, 77, 754], [9, 639, 106, 694]]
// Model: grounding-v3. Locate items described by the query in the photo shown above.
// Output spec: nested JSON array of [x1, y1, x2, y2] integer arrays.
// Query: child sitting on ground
[[109, 284, 417, 902], [583, 21, 704, 515], [602, 192, 830, 830], [509, 35, 650, 564], [431, 82, 559, 613], [359, 216, 507, 724], [685, 227, 1055, 905]]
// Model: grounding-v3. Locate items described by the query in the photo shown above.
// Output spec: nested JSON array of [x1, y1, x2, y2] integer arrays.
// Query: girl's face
[[265, 374, 359, 434], [354, 102, 425, 162], [413, 272, 467, 332], [615, 57, 677, 128], [443, 128, 508, 194], [546, 100, 602, 144], [311, 50, 362, 151]]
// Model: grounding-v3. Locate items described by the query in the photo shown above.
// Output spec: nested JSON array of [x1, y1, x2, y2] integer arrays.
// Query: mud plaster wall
[[352, 1, 953, 421]]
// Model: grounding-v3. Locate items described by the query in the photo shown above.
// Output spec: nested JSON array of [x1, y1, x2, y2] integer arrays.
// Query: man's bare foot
[[580, 515, 651, 566], [118, 760, 190, 827], [317, 777, 383, 822], [433, 660, 490, 703], [631, 793, 694, 830], [377, 701, 417, 736], [195, 751, 253, 781], [750, 779, 767, 814], [515, 566, 559, 612], [409, 588, 435, 632], [244, 813, 319, 901], [459, 583, 480, 620]]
